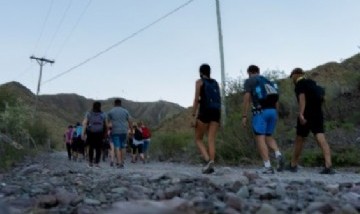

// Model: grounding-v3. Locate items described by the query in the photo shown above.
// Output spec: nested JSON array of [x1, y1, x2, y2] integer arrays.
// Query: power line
[[44, 0, 74, 56], [42, 0, 196, 85], [32, 0, 55, 55], [54, 0, 93, 59]]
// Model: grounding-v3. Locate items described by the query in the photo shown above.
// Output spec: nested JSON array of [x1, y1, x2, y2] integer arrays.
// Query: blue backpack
[[201, 78, 221, 110], [252, 75, 279, 108]]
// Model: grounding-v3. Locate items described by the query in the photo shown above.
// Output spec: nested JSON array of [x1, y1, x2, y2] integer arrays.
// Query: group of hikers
[[64, 98, 151, 168], [64, 63, 335, 175], [192, 64, 335, 175]]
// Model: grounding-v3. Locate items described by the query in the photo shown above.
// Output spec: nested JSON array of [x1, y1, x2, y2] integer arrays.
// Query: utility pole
[[30, 56, 55, 117], [215, 0, 226, 125]]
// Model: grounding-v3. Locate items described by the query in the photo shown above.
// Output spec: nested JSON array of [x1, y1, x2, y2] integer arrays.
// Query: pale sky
[[1, 0, 359, 107]]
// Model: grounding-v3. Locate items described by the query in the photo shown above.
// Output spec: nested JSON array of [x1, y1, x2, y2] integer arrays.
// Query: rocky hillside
[[0, 82, 185, 145]]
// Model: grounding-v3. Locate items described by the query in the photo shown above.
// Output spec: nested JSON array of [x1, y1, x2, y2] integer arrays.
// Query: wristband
[[242, 115, 247, 118]]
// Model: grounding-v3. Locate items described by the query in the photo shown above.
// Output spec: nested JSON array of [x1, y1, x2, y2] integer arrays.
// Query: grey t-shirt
[[244, 75, 259, 106], [107, 107, 130, 134]]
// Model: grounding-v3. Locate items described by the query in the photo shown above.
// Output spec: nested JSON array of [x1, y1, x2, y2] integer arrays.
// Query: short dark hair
[[92, 101, 102, 112], [114, 98, 121, 106], [247, 65, 260, 74], [290, 68, 305, 78], [199, 64, 211, 78]]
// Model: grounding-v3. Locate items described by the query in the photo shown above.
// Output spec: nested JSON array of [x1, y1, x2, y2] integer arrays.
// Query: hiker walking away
[[191, 63, 221, 174], [107, 98, 132, 168], [64, 125, 73, 160], [81, 101, 107, 168], [242, 65, 285, 174], [288, 68, 335, 174], [140, 121, 151, 161], [74, 122, 85, 161], [131, 122, 145, 163]]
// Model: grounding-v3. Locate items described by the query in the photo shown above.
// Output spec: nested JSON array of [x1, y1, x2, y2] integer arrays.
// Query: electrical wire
[[44, 0, 74, 56], [54, 0, 93, 59], [42, 0, 195, 85], [32, 0, 54, 55]]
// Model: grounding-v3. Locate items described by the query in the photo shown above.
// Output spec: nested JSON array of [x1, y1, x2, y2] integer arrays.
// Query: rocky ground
[[0, 151, 360, 214]]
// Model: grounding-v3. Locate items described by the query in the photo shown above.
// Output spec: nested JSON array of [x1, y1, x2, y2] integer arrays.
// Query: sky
[[1, 0, 360, 108]]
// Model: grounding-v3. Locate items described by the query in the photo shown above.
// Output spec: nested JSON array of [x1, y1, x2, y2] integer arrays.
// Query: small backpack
[[87, 112, 105, 133], [141, 127, 151, 139], [201, 78, 221, 110], [307, 79, 325, 103], [252, 75, 279, 108]]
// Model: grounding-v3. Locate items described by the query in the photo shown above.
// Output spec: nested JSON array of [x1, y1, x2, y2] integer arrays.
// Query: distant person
[[140, 121, 151, 161], [288, 68, 335, 174], [131, 122, 145, 163], [64, 125, 73, 160], [71, 122, 83, 161], [81, 101, 107, 168], [107, 98, 132, 168], [241, 65, 284, 174], [74, 122, 85, 161], [191, 63, 221, 174]]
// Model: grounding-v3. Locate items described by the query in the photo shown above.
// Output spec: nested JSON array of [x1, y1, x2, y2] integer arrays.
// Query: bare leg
[[315, 133, 332, 168], [207, 121, 219, 161], [265, 136, 280, 152], [109, 143, 114, 163], [291, 135, 305, 167], [255, 135, 270, 162], [195, 120, 210, 162]]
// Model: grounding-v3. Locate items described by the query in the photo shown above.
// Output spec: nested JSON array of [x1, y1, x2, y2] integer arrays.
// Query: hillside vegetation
[[1, 53, 360, 170], [152, 53, 360, 167]]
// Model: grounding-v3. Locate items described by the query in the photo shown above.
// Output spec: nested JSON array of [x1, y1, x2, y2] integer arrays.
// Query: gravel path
[[0, 151, 359, 214]]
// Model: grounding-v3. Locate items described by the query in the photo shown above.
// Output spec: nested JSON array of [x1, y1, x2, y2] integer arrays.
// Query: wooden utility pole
[[30, 56, 55, 117], [215, 0, 226, 125]]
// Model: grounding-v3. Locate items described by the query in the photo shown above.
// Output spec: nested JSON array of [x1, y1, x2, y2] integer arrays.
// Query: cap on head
[[290, 68, 305, 78]]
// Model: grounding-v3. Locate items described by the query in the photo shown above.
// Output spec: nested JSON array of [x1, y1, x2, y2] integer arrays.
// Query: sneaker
[[117, 163, 124, 168], [94, 164, 100, 168], [110, 161, 114, 167], [285, 164, 298, 172], [261, 167, 275, 174], [276, 155, 285, 172], [202, 160, 215, 174], [319, 167, 335, 174], [88, 163, 93, 168]]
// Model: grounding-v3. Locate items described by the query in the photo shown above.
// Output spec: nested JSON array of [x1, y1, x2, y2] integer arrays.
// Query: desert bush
[[149, 132, 195, 162], [216, 112, 259, 165]]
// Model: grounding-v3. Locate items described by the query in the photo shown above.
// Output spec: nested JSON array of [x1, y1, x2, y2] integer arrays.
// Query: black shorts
[[197, 108, 221, 124], [296, 112, 324, 137]]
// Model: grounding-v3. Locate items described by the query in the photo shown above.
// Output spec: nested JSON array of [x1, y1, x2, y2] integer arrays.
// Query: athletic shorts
[[252, 108, 277, 136], [197, 108, 221, 124], [111, 133, 127, 149], [296, 112, 324, 137]]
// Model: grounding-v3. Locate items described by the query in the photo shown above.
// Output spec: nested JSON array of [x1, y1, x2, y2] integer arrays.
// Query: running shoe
[[202, 160, 215, 174], [319, 167, 335, 174], [261, 167, 275, 174], [276, 155, 285, 172]]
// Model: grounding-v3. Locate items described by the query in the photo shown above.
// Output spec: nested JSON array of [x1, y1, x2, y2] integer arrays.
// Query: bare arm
[[192, 79, 202, 116], [81, 117, 88, 140], [241, 92, 251, 127], [298, 93, 307, 124]]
